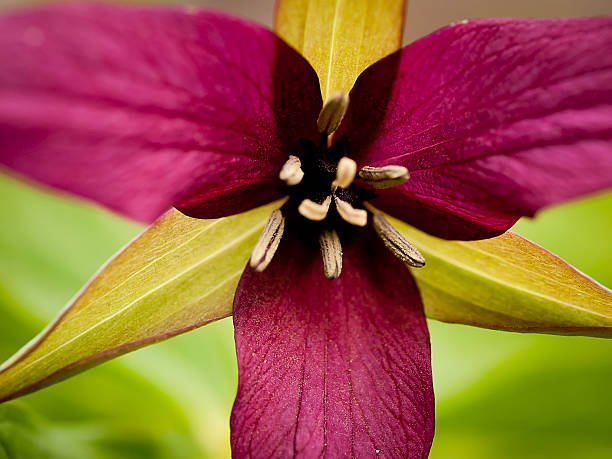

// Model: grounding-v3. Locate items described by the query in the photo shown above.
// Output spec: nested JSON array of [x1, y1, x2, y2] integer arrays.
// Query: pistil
[[279, 155, 304, 186], [332, 156, 357, 190], [334, 197, 367, 227], [298, 196, 332, 221]]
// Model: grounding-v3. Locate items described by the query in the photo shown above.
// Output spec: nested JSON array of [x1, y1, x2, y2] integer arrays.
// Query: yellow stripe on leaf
[[275, 0, 406, 100]]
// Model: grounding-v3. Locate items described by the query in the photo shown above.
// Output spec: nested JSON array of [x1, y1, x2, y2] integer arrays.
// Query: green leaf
[[388, 215, 612, 336], [0, 281, 197, 433], [0, 174, 217, 457], [512, 192, 612, 287], [0, 402, 202, 459], [275, 0, 406, 99], [0, 203, 277, 403], [429, 322, 612, 458]]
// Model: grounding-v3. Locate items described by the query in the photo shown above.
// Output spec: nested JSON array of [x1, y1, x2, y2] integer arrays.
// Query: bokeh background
[[0, 0, 611, 457]]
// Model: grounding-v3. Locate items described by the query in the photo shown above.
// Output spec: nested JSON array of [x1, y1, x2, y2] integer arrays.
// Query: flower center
[[281, 137, 374, 227], [250, 92, 425, 279]]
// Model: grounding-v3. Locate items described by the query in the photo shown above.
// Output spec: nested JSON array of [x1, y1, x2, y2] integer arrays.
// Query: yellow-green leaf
[[0, 203, 277, 402], [389, 215, 612, 336], [275, 0, 405, 100]]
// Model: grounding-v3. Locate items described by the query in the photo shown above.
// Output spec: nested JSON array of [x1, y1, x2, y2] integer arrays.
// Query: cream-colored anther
[[331, 157, 357, 189], [317, 91, 349, 134], [359, 165, 410, 189], [319, 229, 343, 279], [250, 209, 285, 272], [298, 195, 332, 221], [279, 155, 304, 186], [334, 197, 367, 227], [372, 213, 425, 267]]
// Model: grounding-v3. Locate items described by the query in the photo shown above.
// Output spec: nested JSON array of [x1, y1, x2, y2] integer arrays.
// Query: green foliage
[[0, 198, 274, 403], [430, 323, 612, 458], [0, 175, 236, 457], [0, 172, 611, 458], [392, 213, 612, 335], [429, 193, 612, 458]]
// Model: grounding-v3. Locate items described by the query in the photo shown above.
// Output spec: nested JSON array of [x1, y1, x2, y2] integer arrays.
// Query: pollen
[[372, 213, 425, 267], [319, 229, 343, 279], [250, 209, 285, 272], [317, 91, 349, 135], [359, 165, 409, 189]]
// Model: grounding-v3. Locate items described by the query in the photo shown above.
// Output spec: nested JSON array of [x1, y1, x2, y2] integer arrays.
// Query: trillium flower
[[1, 2, 611, 457]]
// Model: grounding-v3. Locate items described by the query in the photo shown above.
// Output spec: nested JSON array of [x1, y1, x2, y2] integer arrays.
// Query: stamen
[[279, 155, 304, 186], [250, 209, 285, 272], [359, 165, 410, 189], [298, 195, 332, 221], [319, 229, 343, 279], [331, 157, 357, 189], [317, 91, 349, 135], [372, 213, 425, 267], [334, 197, 367, 226]]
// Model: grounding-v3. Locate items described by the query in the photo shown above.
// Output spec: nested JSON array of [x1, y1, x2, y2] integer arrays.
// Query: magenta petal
[[0, 4, 321, 222], [340, 18, 612, 239], [231, 230, 434, 458]]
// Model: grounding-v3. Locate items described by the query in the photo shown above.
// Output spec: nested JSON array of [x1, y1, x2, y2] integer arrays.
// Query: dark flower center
[[250, 92, 425, 279], [281, 135, 376, 230]]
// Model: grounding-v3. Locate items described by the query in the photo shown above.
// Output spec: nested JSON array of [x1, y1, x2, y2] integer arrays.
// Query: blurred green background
[[1, 0, 611, 458], [1, 177, 611, 459]]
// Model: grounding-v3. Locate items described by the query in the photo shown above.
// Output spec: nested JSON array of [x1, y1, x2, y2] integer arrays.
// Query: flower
[[0, 3, 611, 458]]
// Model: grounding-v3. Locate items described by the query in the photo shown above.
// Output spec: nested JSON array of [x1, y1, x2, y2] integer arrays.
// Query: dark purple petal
[[0, 4, 321, 222], [231, 228, 434, 458], [340, 18, 612, 239]]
